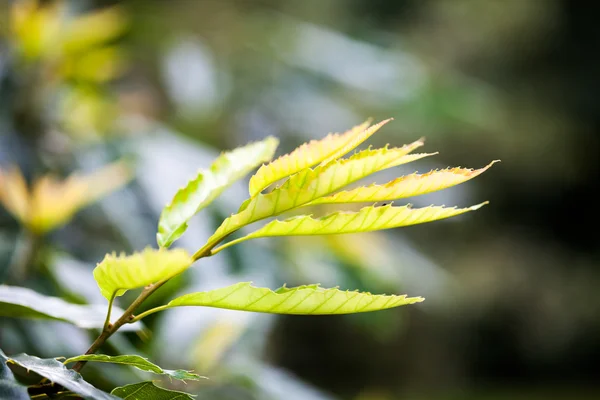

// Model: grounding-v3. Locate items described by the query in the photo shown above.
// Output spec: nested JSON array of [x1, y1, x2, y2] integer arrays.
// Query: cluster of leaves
[[10, 0, 128, 138], [0, 119, 494, 398]]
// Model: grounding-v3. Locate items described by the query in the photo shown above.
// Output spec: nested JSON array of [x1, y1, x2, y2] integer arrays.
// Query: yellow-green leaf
[[248, 119, 391, 197], [157, 137, 279, 248], [310, 162, 498, 205], [64, 354, 204, 381], [111, 381, 194, 399], [199, 143, 431, 256], [213, 203, 487, 252], [166, 282, 423, 315], [93, 248, 192, 300], [0, 161, 132, 234]]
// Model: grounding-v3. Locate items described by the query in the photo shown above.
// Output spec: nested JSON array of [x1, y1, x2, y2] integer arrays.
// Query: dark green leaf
[[0, 350, 29, 400], [5, 352, 117, 399], [111, 381, 195, 399], [64, 354, 204, 381], [0, 285, 141, 331]]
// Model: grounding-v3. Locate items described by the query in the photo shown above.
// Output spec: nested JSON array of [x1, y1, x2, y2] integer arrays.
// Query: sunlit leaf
[[213, 203, 487, 252], [10, 0, 62, 60], [64, 354, 204, 381], [310, 162, 498, 205], [111, 381, 195, 399], [202, 143, 431, 254], [249, 119, 390, 197], [5, 352, 117, 400], [94, 248, 192, 300], [0, 285, 141, 331], [0, 161, 132, 234], [157, 137, 279, 248], [0, 350, 29, 400], [165, 282, 423, 315], [0, 167, 28, 223], [62, 6, 128, 54], [63, 46, 127, 83]]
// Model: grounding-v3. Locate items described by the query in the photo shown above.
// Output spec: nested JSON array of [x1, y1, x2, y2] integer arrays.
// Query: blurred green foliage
[[1, 0, 599, 399]]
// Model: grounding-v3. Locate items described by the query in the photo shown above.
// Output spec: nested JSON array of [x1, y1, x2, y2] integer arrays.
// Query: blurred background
[[1, 0, 599, 399]]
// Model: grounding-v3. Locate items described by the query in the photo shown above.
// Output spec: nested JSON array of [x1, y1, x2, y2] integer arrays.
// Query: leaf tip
[[470, 201, 490, 211]]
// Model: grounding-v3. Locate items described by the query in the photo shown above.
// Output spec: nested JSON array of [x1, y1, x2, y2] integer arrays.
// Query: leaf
[[0, 166, 28, 223], [111, 381, 195, 399], [213, 203, 487, 252], [64, 354, 204, 381], [93, 248, 192, 300], [157, 137, 279, 248], [0, 161, 132, 234], [310, 162, 499, 205], [166, 282, 423, 315], [203, 143, 431, 252], [0, 350, 29, 400], [249, 119, 390, 197], [5, 352, 117, 400], [0, 285, 141, 331]]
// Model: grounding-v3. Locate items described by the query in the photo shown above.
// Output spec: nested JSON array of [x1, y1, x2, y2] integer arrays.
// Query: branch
[[71, 280, 167, 373]]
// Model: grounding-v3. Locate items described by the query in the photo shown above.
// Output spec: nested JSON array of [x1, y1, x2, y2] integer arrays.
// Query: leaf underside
[[64, 354, 204, 381], [157, 136, 279, 247], [0, 285, 141, 331], [5, 352, 117, 400], [0, 350, 29, 400], [249, 119, 391, 197], [166, 282, 423, 315], [93, 248, 192, 300], [111, 381, 195, 399]]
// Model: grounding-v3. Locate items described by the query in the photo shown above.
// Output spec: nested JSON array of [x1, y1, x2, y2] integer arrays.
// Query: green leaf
[[249, 119, 390, 197], [0, 285, 141, 331], [93, 248, 192, 300], [213, 203, 487, 252], [310, 162, 499, 205], [64, 354, 204, 381], [111, 381, 195, 399], [5, 352, 117, 400], [165, 282, 423, 315], [0, 350, 29, 400], [157, 137, 279, 247], [201, 143, 431, 254]]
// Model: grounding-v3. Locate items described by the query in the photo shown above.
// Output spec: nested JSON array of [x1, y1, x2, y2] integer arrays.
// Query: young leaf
[[165, 282, 423, 315], [201, 143, 431, 254], [157, 136, 279, 248], [0, 161, 132, 234], [213, 203, 487, 252], [111, 381, 195, 399], [64, 354, 204, 381], [0, 285, 141, 331], [93, 248, 192, 300], [310, 162, 499, 205], [0, 350, 29, 400], [5, 353, 117, 400], [249, 119, 391, 197]]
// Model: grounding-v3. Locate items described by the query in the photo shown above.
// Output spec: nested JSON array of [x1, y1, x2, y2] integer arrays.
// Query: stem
[[71, 244, 219, 374], [103, 293, 116, 332], [209, 236, 248, 255], [71, 280, 168, 373], [129, 305, 170, 323]]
